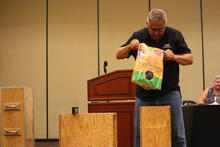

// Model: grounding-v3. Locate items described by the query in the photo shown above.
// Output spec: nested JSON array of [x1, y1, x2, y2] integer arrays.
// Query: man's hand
[[116, 39, 140, 59], [164, 49, 175, 61], [128, 39, 140, 50], [164, 49, 193, 65]]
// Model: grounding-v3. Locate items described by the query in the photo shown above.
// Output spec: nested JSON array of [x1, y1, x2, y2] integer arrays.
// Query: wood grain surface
[[59, 113, 117, 147], [1, 87, 34, 147], [140, 106, 171, 147]]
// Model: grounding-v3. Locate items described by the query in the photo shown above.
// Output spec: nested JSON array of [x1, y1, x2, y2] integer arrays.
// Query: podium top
[[87, 69, 136, 101]]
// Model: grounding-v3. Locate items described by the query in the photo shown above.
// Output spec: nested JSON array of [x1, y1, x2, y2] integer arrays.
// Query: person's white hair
[[147, 9, 167, 24], [214, 75, 220, 82]]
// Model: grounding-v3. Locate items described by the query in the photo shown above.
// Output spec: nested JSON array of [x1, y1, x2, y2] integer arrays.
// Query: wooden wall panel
[[99, 0, 149, 75], [203, 0, 220, 89], [48, 0, 97, 138], [151, 0, 203, 101], [0, 0, 46, 138]]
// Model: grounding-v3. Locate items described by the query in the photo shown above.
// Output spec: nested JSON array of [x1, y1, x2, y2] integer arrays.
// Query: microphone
[[104, 60, 108, 74]]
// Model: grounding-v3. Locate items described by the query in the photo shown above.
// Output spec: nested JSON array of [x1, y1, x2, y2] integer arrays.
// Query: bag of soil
[[132, 43, 163, 90]]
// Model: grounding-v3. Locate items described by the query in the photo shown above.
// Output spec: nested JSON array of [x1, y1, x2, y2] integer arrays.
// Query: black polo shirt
[[122, 26, 191, 100]]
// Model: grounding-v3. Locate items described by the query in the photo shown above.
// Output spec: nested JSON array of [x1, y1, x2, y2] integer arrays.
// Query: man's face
[[147, 20, 166, 41]]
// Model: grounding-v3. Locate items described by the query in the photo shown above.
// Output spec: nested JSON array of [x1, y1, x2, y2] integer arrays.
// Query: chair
[[182, 100, 197, 106]]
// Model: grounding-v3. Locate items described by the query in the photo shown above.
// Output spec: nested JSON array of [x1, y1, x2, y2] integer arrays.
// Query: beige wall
[[151, 0, 203, 101], [99, 0, 148, 74], [203, 0, 220, 89], [48, 0, 97, 138], [0, 0, 46, 138], [0, 0, 219, 139]]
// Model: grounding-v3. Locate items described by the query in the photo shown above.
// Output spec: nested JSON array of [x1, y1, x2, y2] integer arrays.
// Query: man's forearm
[[116, 45, 131, 59], [174, 53, 193, 65]]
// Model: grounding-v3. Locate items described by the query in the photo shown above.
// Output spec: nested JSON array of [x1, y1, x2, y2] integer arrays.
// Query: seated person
[[198, 75, 220, 104]]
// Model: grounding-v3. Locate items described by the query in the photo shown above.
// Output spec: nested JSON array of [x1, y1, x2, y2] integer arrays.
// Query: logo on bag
[[145, 70, 154, 80]]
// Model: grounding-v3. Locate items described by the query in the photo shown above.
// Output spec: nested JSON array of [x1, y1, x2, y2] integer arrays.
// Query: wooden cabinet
[[88, 70, 136, 147], [0, 87, 34, 147]]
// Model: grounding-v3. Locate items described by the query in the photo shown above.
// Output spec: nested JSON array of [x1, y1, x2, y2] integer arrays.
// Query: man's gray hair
[[147, 9, 167, 24], [214, 75, 220, 82]]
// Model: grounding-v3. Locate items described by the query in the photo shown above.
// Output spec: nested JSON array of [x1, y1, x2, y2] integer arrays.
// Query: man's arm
[[116, 39, 140, 59], [116, 45, 132, 59], [164, 49, 193, 65], [174, 53, 193, 65]]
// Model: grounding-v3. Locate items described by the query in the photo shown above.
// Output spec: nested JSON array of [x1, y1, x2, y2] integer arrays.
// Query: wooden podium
[[88, 69, 136, 147]]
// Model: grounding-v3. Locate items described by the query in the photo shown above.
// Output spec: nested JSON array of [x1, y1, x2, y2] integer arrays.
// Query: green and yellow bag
[[132, 43, 164, 90]]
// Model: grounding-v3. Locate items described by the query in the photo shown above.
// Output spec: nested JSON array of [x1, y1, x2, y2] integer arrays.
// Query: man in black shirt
[[116, 9, 193, 147]]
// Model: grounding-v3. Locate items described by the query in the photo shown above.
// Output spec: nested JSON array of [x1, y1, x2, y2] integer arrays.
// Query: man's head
[[147, 9, 167, 41]]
